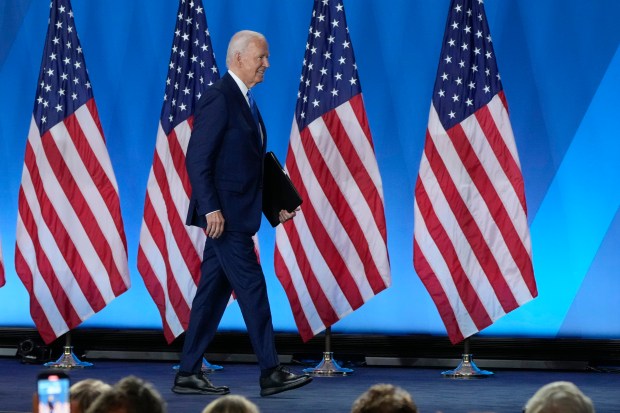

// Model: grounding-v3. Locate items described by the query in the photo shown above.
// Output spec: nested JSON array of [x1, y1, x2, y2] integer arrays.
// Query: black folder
[[262, 151, 303, 227]]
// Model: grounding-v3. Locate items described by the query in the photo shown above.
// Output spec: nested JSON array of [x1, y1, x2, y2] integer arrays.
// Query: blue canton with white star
[[160, 0, 219, 135], [295, 0, 362, 130], [432, 0, 503, 130], [34, 0, 93, 135]]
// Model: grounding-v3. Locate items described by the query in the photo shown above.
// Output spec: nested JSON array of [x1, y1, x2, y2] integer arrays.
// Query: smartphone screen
[[37, 372, 70, 413]]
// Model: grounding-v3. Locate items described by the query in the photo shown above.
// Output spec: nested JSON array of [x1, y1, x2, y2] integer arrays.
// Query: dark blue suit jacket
[[185, 72, 266, 234]]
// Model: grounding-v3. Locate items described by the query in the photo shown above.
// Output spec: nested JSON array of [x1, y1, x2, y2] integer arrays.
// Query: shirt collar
[[228, 70, 250, 103]]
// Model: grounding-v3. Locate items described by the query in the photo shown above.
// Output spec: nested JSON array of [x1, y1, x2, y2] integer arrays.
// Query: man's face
[[236, 38, 270, 88]]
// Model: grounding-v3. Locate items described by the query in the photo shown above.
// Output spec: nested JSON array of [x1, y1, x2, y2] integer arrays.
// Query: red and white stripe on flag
[[274, 0, 391, 342], [138, 120, 206, 343], [15, 0, 129, 345], [413, 0, 537, 344]]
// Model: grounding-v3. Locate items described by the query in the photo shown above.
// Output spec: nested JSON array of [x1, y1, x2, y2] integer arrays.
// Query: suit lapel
[[223, 73, 264, 149]]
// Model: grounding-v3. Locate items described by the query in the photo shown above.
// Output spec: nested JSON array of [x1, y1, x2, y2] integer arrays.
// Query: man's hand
[[206, 211, 225, 238], [279, 208, 299, 224]]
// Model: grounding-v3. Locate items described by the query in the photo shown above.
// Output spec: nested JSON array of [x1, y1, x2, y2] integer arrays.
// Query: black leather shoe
[[259, 365, 312, 397], [172, 372, 230, 395]]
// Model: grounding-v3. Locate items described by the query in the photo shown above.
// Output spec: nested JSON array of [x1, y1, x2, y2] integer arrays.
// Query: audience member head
[[85, 375, 166, 413], [70, 379, 112, 413], [201, 394, 261, 413], [351, 383, 418, 413], [523, 381, 595, 413]]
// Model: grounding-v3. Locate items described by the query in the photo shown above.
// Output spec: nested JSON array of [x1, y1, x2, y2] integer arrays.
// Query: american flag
[[15, 0, 130, 344], [274, 0, 391, 342], [413, 0, 537, 344], [136, 0, 221, 343]]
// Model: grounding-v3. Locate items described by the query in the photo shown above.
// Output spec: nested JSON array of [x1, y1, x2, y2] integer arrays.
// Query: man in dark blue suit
[[172, 30, 312, 397]]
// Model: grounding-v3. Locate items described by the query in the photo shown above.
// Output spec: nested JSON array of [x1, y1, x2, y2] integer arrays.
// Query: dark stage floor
[[1, 357, 619, 413]]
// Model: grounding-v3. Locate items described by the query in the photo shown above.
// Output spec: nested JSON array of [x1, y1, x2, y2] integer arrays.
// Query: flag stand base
[[441, 354, 493, 379], [173, 357, 223, 372], [44, 346, 93, 368], [302, 328, 353, 376], [303, 351, 353, 376]]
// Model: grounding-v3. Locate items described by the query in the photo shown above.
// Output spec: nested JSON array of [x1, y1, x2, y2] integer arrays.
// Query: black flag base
[[441, 353, 493, 379], [172, 357, 223, 372], [44, 345, 93, 368], [302, 351, 353, 376]]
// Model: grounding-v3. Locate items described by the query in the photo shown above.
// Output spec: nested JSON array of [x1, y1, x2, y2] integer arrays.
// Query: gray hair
[[524, 381, 595, 413], [225, 30, 266, 68]]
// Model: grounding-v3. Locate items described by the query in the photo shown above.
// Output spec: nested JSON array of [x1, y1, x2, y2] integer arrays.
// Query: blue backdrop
[[1, 0, 619, 340]]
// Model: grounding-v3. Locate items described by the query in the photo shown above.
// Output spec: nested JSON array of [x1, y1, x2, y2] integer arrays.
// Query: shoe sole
[[172, 385, 230, 395], [260, 377, 313, 397]]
